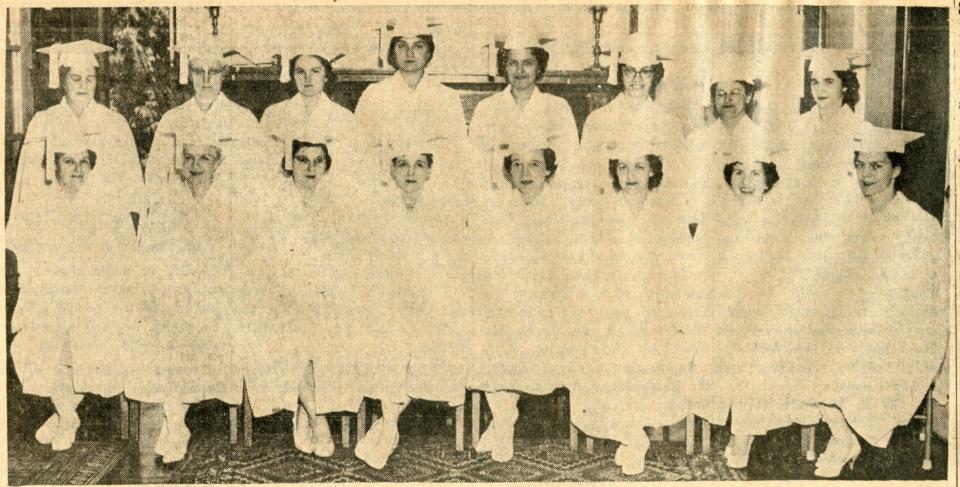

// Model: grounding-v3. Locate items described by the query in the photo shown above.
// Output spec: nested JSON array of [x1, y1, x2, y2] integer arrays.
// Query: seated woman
[[785, 127, 948, 477], [687, 148, 790, 470], [468, 129, 591, 463], [130, 131, 265, 464], [8, 139, 137, 451], [352, 139, 471, 469], [568, 141, 690, 475]]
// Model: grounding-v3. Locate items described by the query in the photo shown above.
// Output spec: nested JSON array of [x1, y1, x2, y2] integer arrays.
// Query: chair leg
[[357, 399, 367, 441], [570, 423, 579, 450], [129, 399, 141, 444], [651, 426, 664, 441], [120, 394, 129, 440], [702, 419, 711, 453], [923, 390, 933, 471], [341, 415, 351, 448], [471, 391, 482, 449], [685, 414, 695, 455], [585, 436, 594, 453], [804, 425, 817, 461], [229, 406, 239, 445], [455, 404, 465, 452], [242, 385, 253, 447]]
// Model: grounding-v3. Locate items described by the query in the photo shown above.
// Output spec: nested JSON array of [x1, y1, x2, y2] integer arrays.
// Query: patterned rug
[[173, 432, 745, 483], [7, 438, 128, 485]]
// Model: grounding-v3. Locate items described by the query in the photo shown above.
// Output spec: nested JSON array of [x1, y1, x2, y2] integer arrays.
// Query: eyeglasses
[[622, 66, 655, 80]]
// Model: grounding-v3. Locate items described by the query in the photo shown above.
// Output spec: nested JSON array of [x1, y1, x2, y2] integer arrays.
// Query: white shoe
[[293, 406, 312, 454], [724, 435, 754, 469], [614, 445, 625, 466], [311, 417, 335, 458], [154, 420, 172, 459], [619, 435, 650, 476], [35, 414, 60, 445], [354, 419, 384, 466], [162, 421, 191, 464], [51, 412, 80, 451], [489, 421, 514, 463], [475, 421, 497, 453], [355, 419, 398, 470], [814, 434, 860, 478]]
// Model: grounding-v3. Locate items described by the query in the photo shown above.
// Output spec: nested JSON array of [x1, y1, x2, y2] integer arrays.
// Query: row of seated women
[[8, 26, 948, 478]]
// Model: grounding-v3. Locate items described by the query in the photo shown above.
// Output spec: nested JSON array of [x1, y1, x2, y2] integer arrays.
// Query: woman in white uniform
[[470, 31, 579, 192], [681, 54, 766, 230], [354, 17, 470, 187], [569, 140, 690, 475], [790, 127, 948, 477], [352, 138, 472, 469], [579, 34, 681, 195], [469, 128, 590, 463], [130, 39, 266, 461], [8, 40, 141, 452]]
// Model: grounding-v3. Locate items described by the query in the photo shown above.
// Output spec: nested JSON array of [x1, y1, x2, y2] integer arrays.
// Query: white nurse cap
[[278, 44, 345, 83], [607, 33, 669, 85], [802, 47, 869, 76], [854, 125, 923, 154], [36, 39, 112, 89]]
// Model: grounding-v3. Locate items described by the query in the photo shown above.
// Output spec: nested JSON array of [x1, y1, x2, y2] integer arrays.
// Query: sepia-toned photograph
[[3, 2, 954, 483]]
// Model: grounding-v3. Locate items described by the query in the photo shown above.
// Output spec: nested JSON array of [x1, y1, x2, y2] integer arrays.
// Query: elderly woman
[[687, 148, 789, 469], [7, 39, 142, 451], [260, 47, 365, 184], [580, 34, 682, 194], [354, 17, 470, 187], [470, 30, 579, 191], [568, 140, 690, 475], [469, 129, 590, 463], [350, 139, 471, 469], [785, 127, 948, 477]]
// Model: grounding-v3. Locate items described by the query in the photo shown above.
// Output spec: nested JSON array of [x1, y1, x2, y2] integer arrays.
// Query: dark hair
[[387, 35, 435, 70], [804, 68, 861, 111], [608, 154, 664, 192], [286, 140, 331, 176], [502, 147, 557, 186], [854, 150, 904, 191], [391, 152, 434, 168], [54, 149, 97, 170], [617, 62, 665, 100], [710, 80, 756, 119], [497, 47, 550, 81], [722, 160, 780, 193], [288, 55, 336, 93]]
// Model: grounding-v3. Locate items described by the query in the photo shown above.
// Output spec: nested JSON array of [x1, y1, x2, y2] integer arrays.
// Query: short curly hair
[[608, 154, 664, 192], [722, 160, 779, 193], [287, 55, 337, 94], [284, 140, 331, 177], [387, 35, 436, 70], [502, 148, 558, 186], [497, 47, 550, 81], [617, 62, 665, 100]]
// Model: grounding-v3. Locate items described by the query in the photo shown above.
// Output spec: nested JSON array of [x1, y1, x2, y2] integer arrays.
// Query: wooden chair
[[570, 414, 702, 454]]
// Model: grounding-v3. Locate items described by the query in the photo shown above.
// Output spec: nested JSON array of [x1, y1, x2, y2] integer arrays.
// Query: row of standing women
[[8, 20, 948, 478]]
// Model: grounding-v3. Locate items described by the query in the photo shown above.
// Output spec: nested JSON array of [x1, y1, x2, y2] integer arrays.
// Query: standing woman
[[469, 129, 591, 463], [569, 140, 690, 475], [7, 40, 142, 451], [354, 17, 470, 187], [792, 128, 948, 477], [260, 46, 365, 183], [579, 34, 681, 194], [470, 31, 579, 191]]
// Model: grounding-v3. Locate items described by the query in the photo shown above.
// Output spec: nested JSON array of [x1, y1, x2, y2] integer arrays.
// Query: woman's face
[[180, 144, 222, 199], [189, 58, 226, 106], [713, 81, 751, 122], [506, 48, 539, 92], [622, 63, 654, 98], [391, 153, 431, 194], [294, 56, 326, 98], [63, 66, 96, 107], [615, 157, 652, 196], [855, 151, 900, 198], [292, 145, 329, 193], [393, 36, 431, 73], [810, 70, 844, 111], [54, 150, 94, 194], [728, 160, 767, 205], [509, 149, 548, 202]]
